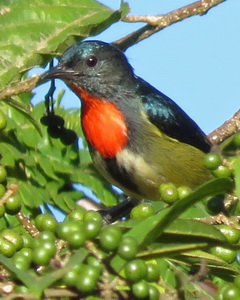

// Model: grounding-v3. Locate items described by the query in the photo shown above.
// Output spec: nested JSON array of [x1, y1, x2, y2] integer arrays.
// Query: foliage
[[0, 0, 239, 300]]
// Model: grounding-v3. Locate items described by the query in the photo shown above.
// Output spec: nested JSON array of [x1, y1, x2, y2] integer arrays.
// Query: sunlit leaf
[[0, 0, 128, 90]]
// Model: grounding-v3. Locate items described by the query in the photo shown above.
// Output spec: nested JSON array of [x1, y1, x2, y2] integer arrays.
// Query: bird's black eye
[[86, 55, 98, 67]]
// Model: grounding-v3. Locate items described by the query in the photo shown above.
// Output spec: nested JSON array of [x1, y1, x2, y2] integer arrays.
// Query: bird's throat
[[70, 83, 128, 158]]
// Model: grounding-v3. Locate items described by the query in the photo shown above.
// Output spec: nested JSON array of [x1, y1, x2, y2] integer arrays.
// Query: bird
[[40, 40, 212, 204]]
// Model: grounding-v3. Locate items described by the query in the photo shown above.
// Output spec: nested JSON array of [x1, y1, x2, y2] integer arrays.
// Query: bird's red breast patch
[[70, 83, 128, 158]]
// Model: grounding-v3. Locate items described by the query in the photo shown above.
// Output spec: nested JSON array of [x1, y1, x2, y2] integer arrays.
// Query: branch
[[113, 0, 226, 51], [0, 75, 41, 101], [208, 110, 240, 145]]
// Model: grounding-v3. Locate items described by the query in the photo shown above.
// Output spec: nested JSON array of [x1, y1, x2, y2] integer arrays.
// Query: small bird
[[40, 40, 212, 202]]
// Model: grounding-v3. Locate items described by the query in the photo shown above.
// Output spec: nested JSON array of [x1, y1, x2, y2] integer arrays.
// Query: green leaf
[[36, 154, 59, 181], [164, 219, 227, 242], [2, 97, 42, 135], [137, 219, 228, 258], [0, 0, 128, 89], [13, 180, 46, 208], [0, 142, 24, 167], [70, 169, 118, 206], [0, 254, 36, 288], [177, 250, 240, 275]]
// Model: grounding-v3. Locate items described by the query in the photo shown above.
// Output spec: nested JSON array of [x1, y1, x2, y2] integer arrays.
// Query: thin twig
[[114, 0, 226, 51], [194, 214, 240, 225], [208, 110, 240, 145], [16, 212, 39, 237], [0, 75, 41, 101]]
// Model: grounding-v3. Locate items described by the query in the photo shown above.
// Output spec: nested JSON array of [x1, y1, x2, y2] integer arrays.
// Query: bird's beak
[[39, 65, 65, 84]]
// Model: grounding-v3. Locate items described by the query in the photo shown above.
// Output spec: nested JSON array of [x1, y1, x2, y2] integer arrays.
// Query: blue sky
[[34, 0, 239, 135]]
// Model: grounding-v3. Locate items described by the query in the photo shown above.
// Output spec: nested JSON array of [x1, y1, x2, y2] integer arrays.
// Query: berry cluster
[[41, 114, 77, 145], [0, 204, 160, 299]]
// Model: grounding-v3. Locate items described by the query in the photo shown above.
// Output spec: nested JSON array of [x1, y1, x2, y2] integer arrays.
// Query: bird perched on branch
[[40, 40, 211, 203]]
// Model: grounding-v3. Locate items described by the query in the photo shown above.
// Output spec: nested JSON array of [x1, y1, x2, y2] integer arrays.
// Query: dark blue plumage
[[137, 77, 211, 153]]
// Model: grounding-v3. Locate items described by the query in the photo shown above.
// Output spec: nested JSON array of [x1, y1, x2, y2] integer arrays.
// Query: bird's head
[[40, 40, 135, 97]]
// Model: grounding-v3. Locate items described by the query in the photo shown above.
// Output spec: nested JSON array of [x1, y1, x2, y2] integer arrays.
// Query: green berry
[[75, 275, 97, 293], [146, 263, 160, 282], [132, 280, 149, 299], [117, 236, 138, 260], [19, 247, 33, 260], [149, 284, 160, 300], [99, 225, 122, 251], [217, 225, 240, 244], [124, 259, 147, 282], [12, 253, 31, 271], [66, 230, 86, 248], [222, 284, 240, 300], [210, 246, 236, 263], [62, 268, 80, 286], [159, 183, 178, 203], [32, 246, 53, 265], [86, 255, 102, 270], [83, 220, 101, 239], [212, 165, 232, 178], [69, 207, 86, 222], [0, 236, 16, 257], [177, 186, 192, 199], [35, 214, 58, 232], [57, 220, 82, 240], [83, 264, 101, 281], [0, 166, 7, 183], [130, 203, 154, 220], [215, 284, 229, 300], [75, 265, 99, 293], [1, 229, 23, 251], [203, 152, 222, 170], [41, 240, 56, 257], [21, 233, 33, 248], [14, 285, 29, 294], [5, 197, 21, 215], [38, 230, 56, 242], [0, 110, 7, 131], [84, 210, 102, 224]]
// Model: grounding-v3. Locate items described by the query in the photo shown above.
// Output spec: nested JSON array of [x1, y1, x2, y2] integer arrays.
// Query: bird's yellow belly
[[92, 139, 211, 201]]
